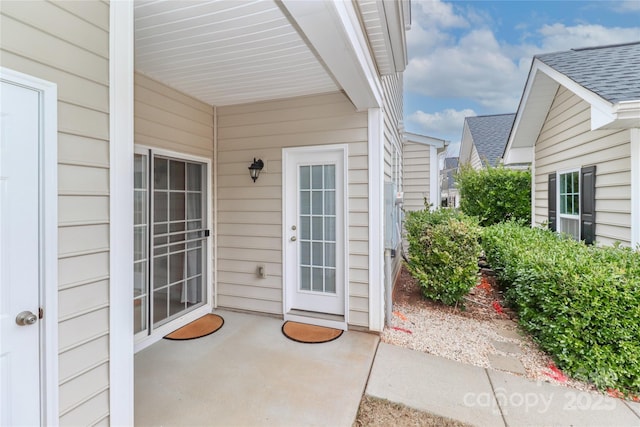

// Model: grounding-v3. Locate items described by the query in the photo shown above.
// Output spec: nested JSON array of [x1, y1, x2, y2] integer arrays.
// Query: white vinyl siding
[[135, 73, 214, 158], [402, 141, 432, 212], [1, 2, 110, 423], [470, 145, 483, 170], [381, 74, 404, 282], [217, 92, 370, 327], [534, 87, 632, 246]]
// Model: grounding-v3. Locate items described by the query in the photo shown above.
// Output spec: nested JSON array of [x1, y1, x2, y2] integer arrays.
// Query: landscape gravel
[[382, 267, 599, 394]]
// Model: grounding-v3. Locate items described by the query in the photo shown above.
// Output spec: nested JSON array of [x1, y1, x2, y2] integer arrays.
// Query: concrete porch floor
[[134, 310, 379, 426]]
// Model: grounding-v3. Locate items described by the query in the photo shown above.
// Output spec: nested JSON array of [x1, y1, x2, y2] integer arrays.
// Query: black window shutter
[[581, 165, 596, 245], [548, 173, 557, 231]]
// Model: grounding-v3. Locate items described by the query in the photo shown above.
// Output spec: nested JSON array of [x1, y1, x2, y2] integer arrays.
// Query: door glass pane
[[312, 191, 323, 214], [187, 193, 201, 220], [134, 296, 146, 334], [324, 165, 335, 189], [154, 191, 168, 222], [169, 283, 185, 316], [153, 288, 168, 324], [153, 256, 168, 288], [312, 268, 323, 292], [311, 165, 323, 189], [170, 193, 185, 221], [186, 277, 202, 306], [169, 252, 185, 284], [154, 158, 168, 189], [169, 160, 185, 190], [325, 269, 336, 293], [300, 166, 310, 190], [187, 163, 202, 191], [298, 162, 338, 294], [134, 227, 146, 261], [300, 267, 311, 291], [312, 217, 323, 240]]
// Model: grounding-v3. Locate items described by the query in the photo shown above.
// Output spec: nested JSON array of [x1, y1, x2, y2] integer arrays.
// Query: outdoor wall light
[[248, 158, 264, 182]]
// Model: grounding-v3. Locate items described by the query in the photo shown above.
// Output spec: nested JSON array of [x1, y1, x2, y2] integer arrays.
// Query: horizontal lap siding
[[1, 1, 110, 423], [402, 142, 431, 212], [217, 92, 370, 327], [134, 73, 214, 158], [534, 87, 631, 246], [382, 74, 404, 281]]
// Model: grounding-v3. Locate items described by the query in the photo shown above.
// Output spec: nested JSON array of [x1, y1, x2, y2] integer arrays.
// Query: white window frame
[[557, 169, 581, 240], [133, 145, 214, 352]]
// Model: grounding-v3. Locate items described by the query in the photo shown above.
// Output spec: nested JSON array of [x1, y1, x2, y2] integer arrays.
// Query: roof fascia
[[381, 0, 408, 73], [281, 0, 382, 111], [404, 131, 447, 148]]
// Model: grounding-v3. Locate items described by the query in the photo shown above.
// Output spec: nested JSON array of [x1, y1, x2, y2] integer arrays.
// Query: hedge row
[[456, 165, 531, 226], [404, 208, 481, 306], [482, 222, 640, 394]]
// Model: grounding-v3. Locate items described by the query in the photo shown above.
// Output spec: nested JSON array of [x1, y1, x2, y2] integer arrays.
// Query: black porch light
[[248, 158, 264, 182]]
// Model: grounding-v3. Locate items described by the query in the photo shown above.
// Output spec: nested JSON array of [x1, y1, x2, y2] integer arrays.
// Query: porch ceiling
[[134, 0, 340, 107]]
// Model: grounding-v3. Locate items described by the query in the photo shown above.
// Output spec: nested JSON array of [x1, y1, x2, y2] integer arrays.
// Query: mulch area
[[392, 264, 513, 321]]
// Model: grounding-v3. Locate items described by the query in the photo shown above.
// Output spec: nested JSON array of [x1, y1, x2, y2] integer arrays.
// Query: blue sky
[[404, 0, 640, 156]]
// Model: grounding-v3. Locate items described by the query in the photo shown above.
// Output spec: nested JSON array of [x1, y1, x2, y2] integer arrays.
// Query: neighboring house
[[458, 113, 517, 169], [402, 133, 447, 212], [0, 1, 411, 424], [503, 42, 640, 248], [440, 157, 459, 207]]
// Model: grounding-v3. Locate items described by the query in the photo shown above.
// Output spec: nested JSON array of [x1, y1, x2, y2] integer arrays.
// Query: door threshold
[[285, 310, 347, 331]]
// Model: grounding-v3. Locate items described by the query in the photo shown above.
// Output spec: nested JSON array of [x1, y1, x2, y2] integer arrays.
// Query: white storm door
[[0, 81, 42, 425], [284, 147, 346, 316]]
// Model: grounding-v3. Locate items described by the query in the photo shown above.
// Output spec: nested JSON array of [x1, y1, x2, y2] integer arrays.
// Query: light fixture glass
[[248, 158, 264, 182]]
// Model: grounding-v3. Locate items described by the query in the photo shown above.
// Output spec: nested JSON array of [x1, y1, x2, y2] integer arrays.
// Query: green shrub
[[404, 208, 481, 306], [456, 165, 531, 226], [482, 222, 640, 395]]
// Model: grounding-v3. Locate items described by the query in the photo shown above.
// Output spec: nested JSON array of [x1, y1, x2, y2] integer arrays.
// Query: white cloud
[[406, 29, 526, 112], [405, 1, 640, 115], [407, 108, 475, 139], [613, 1, 640, 12], [535, 24, 640, 52], [413, 0, 469, 29]]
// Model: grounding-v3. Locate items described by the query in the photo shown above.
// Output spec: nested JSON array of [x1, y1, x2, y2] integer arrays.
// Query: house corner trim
[[109, 1, 135, 425], [368, 108, 384, 331]]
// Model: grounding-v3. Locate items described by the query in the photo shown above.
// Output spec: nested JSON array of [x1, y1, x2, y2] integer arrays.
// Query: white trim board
[[109, 1, 135, 425], [631, 128, 640, 249], [0, 66, 59, 427], [368, 108, 384, 332]]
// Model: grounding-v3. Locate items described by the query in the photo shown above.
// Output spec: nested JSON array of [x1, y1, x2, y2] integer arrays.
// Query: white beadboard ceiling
[[134, 0, 340, 106]]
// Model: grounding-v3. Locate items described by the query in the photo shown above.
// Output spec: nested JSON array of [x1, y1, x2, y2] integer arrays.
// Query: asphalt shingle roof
[[466, 114, 516, 167], [444, 157, 459, 169], [536, 41, 640, 104]]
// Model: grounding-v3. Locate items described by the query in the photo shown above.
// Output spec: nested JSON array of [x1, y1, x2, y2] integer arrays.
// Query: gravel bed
[[383, 266, 599, 394]]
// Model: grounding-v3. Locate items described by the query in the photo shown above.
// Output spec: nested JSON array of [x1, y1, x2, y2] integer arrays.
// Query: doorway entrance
[[133, 148, 210, 344], [283, 145, 347, 326]]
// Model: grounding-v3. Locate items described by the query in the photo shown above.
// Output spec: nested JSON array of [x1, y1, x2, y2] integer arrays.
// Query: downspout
[[385, 249, 392, 326]]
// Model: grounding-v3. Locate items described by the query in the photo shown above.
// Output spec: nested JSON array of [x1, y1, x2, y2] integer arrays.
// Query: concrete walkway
[[135, 310, 640, 427], [368, 343, 640, 427]]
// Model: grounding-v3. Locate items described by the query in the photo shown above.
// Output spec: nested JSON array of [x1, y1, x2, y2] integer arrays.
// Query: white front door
[[0, 80, 43, 425], [284, 146, 347, 317]]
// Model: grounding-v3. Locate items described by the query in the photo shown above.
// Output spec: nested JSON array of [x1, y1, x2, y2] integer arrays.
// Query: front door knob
[[290, 236, 297, 241], [15, 311, 37, 326]]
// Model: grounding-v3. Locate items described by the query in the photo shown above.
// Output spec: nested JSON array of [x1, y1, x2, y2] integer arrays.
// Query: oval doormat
[[164, 314, 224, 340], [281, 321, 343, 344]]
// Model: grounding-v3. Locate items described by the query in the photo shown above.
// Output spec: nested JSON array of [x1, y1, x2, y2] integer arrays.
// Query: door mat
[[164, 314, 224, 340], [281, 321, 343, 344]]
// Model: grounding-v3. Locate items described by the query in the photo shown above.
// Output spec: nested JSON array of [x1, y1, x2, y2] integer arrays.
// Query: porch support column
[[109, 0, 135, 425], [368, 108, 385, 332]]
